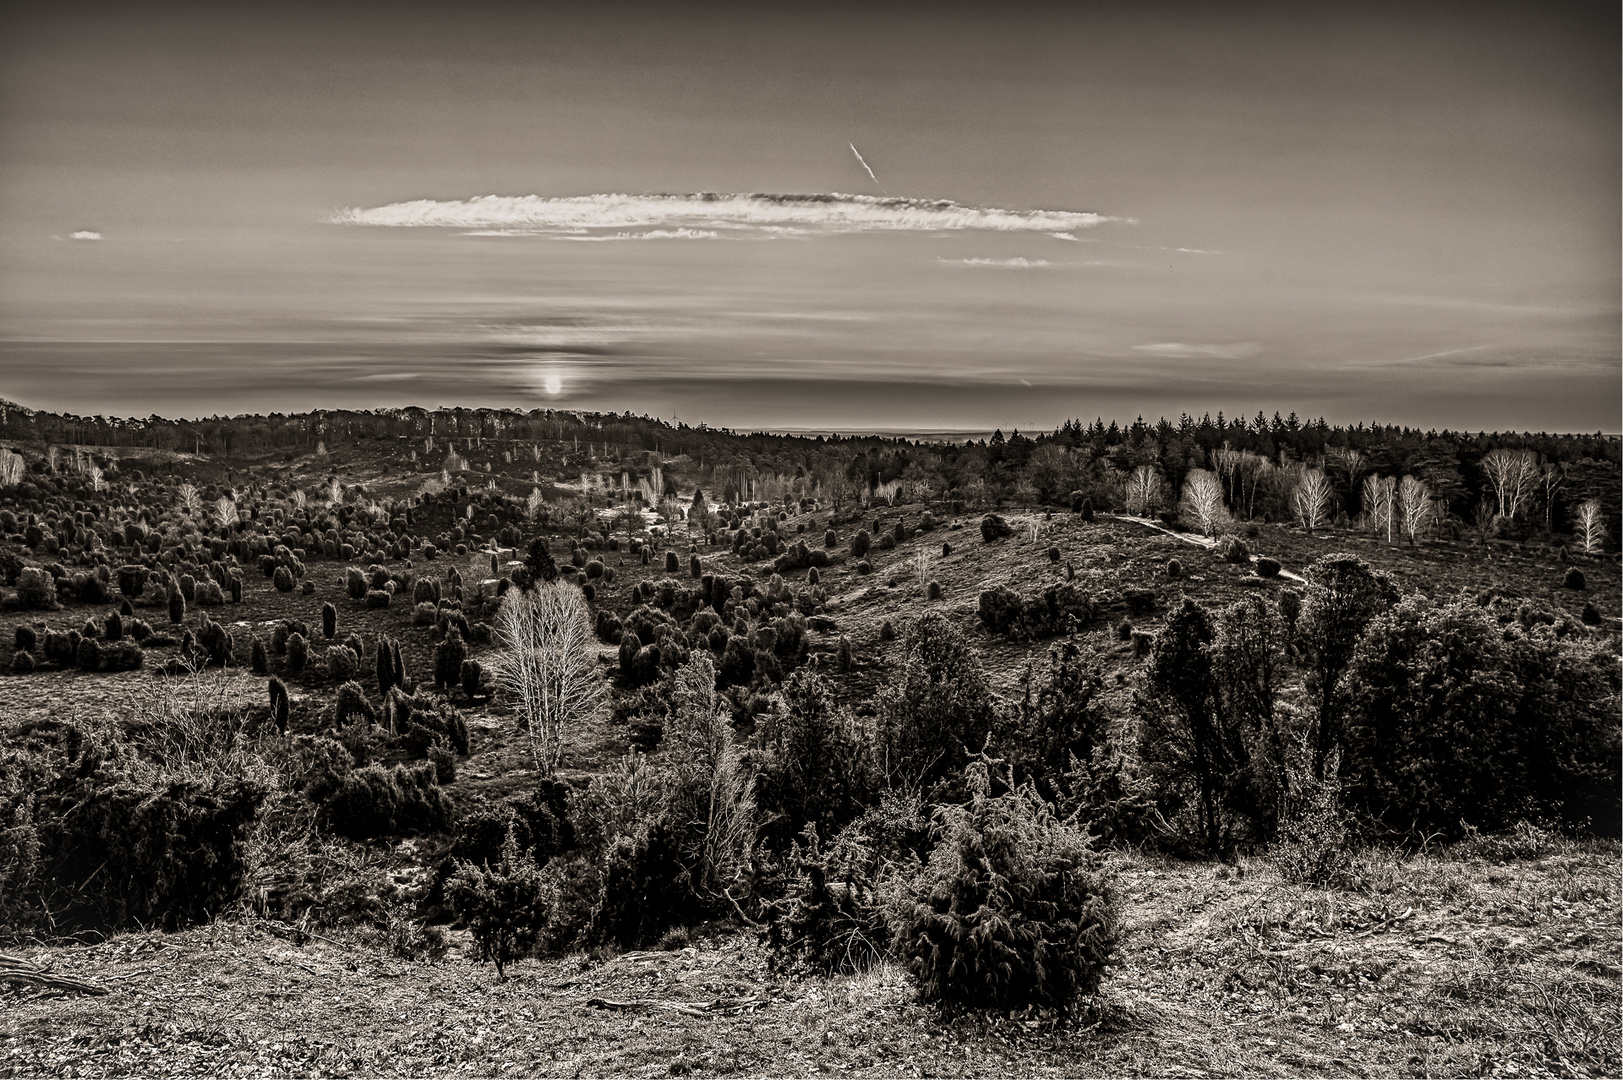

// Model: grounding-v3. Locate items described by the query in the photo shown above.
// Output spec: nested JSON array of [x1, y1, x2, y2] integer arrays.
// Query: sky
[[1, 1, 1617, 433]]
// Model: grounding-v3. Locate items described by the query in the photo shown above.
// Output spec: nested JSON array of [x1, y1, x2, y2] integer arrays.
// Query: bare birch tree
[[489, 582, 606, 777], [1575, 499, 1607, 554], [1480, 449, 1539, 520], [0, 448, 23, 488], [1180, 468, 1226, 536], [213, 495, 237, 531], [1361, 474, 1396, 542], [1291, 468, 1334, 532], [1396, 475, 1434, 544], [1124, 465, 1163, 517], [1539, 461, 1566, 532]]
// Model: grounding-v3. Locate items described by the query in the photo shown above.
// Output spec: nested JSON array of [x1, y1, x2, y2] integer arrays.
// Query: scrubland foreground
[[1, 408, 1620, 1079], [0, 839, 1618, 1079]]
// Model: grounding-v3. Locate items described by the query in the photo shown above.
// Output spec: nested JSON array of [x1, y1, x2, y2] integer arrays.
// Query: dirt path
[[1109, 515, 1307, 584]]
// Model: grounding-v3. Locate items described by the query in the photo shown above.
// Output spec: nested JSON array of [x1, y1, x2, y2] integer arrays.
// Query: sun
[[541, 367, 563, 396]]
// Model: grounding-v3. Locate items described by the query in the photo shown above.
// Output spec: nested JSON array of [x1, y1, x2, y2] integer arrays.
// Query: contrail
[[849, 143, 887, 195]]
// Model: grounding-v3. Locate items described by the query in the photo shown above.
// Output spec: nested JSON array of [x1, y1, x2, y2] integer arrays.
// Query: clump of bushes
[[0, 729, 267, 934], [977, 583, 1094, 639], [322, 762, 454, 840]]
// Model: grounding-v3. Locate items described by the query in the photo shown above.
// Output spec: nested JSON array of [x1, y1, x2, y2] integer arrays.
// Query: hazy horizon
[[3, 2, 1617, 434]]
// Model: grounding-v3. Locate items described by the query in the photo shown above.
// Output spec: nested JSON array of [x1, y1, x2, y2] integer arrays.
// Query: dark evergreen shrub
[[445, 827, 549, 979], [327, 644, 359, 682], [1218, 536, 1250, 564], [269, 676, 290, 733], [926, 580, 942, 601], [888, 763, 1118, 1014], [980, 514, 1013, 542], [250, 636, 269, 676], [434, 628, 466, 689], [460, 658, 483, 700], [116, 564, 147, 598], [12, 649, 35, 674], [168, 589, 185, 624], [75, 637, 102, 671], [365, 589, 391, 609], [855, 560, 872, 575], [272, 566, 295, 593], [346, 567, 367, 600], [104, 611, 123, 642], [851, 530, 871, 558], [1563, 567, 1586, 590], [1254, 556, 1281, 579], [322, 602, 337, 639], [1048, 545, 1061, 562], [1167, 558, 1182, 579], [874, 614, 997, 792], [585, 824, 694, 950], [334, 680, 376, 727], [286, 632, 308, 674], [1581, 602, 1601, 626]]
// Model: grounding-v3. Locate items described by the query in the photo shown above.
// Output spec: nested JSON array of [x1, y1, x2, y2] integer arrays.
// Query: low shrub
[[887, 762, 1118, 1015], [1563, 567, 1587, 590], [980, 514, 1013, 542], [445, 826, 550, 979], [1254, 556, 1281, 579], [286, 633, 309, 674], [1167, 558, 1181, 579]]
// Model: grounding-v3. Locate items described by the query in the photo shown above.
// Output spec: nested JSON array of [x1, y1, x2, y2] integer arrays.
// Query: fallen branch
[[0, 962, 109, 997], [583, 995, 770, 1018]]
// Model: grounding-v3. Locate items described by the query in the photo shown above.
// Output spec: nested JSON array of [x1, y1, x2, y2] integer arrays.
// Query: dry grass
[[2, 841, 1615, 1078]]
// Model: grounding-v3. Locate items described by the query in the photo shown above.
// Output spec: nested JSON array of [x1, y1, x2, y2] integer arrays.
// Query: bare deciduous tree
[[1575, 499, 1607, 554], [1539, 461, 1566, 532], [1397, 475, 1433, 544], [1125, 465, 1163, 517], [1291, 468, 1334, 532], [489, 582, 606, 777], [178, 481, 201, 516], [213, 495, 237, 530], [1180, 468, 1226, 536], [0, 448, 23, 488], [1480, 449, 1539, 521], [1361, 474, 1396, 542]]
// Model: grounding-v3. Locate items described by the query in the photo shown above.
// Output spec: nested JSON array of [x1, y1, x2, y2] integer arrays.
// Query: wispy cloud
[[1133, 342, 1260, 360], [69, 230, 102, 241], [939, 257, 1052, 268], [335, 192, 1116, 237], [564, 228, 721, 242]]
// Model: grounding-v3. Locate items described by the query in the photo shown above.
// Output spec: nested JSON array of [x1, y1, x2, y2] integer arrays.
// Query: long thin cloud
[[333, 192, 1115, 235]]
